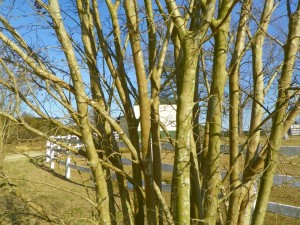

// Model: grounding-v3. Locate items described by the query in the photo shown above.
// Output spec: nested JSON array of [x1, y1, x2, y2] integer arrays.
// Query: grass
[[220, 134, 300, 146], [4, 140, 46, 153], [1, 156, 299, 224], [0, 136, 299, 224], [1, 157, 97, 224]]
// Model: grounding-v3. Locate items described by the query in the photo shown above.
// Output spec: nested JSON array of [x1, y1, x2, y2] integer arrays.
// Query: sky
[[0, 0, 298, 130]]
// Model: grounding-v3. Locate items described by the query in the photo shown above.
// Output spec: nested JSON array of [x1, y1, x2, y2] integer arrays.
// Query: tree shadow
[[28, 155, 94, 189], [0, 194, 47, 225]]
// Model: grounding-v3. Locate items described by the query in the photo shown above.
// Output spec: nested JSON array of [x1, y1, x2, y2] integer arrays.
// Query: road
[[4, 151, 44, 162]]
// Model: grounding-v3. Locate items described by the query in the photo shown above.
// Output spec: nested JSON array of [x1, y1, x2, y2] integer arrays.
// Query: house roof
[[134, 97, 176, 105], [159, 97, 176, 105]]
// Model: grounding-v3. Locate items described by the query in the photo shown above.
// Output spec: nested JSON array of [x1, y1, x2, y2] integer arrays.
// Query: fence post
[[50, 149, 55, 169], [46, 140, 51, 162], [65, 155, 71, 179]]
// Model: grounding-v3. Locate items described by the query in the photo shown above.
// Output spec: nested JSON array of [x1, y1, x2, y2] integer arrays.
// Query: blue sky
[[0, 0, 298, 130]]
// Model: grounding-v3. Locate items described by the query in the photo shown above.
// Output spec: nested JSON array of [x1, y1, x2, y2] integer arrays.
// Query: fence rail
[[45, 136, 300, 219]]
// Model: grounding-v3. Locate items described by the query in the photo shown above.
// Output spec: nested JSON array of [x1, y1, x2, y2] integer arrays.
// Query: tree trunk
[[124, 0, 157, 224], [227, 1, 252, 224], [252, 6, 300, 224], [203, 8, 231, 224], [91, 1, 144, 223], [48, 1, 112, 223], [191, 61, 202, 224], [151, 69, 163, 224], [239, 2, 275, 223], [173, 41, 198, 224]]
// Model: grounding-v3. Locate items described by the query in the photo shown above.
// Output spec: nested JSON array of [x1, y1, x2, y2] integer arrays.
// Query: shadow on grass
[[28, 155, 94, 189], [0, 193, 52, 224]]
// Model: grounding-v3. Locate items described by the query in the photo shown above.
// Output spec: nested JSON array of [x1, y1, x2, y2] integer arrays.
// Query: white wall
[[289, 124, 300, 135], [119, 116, 129, 137], [133, 104, 177, 131]]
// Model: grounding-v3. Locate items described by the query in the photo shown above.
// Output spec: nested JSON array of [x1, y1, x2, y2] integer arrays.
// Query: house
[[118, 98, 177, 138], [288, 123, 300, 136]]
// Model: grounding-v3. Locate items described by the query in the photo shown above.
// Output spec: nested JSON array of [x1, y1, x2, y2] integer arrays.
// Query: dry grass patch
[[1, 157, 97, 224], [4, 140, 46, 153]]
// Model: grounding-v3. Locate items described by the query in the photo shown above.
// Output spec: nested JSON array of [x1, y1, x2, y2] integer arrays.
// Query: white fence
[[46, 135, 84, 178], [45, 137, 300, 219]]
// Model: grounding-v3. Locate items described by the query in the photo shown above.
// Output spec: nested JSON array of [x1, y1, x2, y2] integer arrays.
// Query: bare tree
[[0, 86, 15, 169], [0, 0, 299, 224]]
